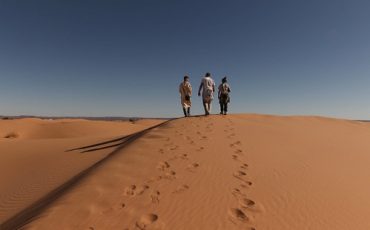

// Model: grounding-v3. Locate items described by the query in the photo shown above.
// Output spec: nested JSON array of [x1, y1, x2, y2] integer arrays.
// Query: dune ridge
[[3, 114, 370, 229]]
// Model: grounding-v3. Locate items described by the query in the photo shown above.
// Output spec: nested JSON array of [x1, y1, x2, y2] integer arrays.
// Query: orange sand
[[0, 118, 164, 229], [2, 115, 370, 229]]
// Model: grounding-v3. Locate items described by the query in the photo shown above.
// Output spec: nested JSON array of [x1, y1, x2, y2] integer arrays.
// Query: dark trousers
[[220, 102, 228, 113], [183, 107, 190, 117]]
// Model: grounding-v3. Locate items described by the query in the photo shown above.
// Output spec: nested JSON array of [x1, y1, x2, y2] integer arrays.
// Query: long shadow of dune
[[66, 135, 131, 152], [0, 119, 175, 230], [66, 135, 132, 153]]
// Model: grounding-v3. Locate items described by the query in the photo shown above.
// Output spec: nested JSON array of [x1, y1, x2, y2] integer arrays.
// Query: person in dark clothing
[[218, 76, 231, 115]]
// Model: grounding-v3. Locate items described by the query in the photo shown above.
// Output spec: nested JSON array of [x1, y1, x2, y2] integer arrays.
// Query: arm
[[198, 81, 203, 96]]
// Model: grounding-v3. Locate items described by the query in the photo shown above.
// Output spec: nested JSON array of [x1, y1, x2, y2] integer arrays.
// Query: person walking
[[218, 76, 231, 115], [198, 72, 215, 115], [179, 75, 192, 117]]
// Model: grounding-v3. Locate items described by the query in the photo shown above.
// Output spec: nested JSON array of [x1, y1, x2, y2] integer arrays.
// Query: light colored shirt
[[179, 80, 192, 108], [198, 77, 215, 100], [179, 81, 192, 97]]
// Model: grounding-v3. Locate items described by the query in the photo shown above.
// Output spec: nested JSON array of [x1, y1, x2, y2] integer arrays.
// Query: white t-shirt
[[199, 77, 215, 100]]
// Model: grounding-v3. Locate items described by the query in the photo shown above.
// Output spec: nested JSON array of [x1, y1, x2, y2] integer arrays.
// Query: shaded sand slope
[[15, 115, 370, 229], [0, 118, 164, 229]]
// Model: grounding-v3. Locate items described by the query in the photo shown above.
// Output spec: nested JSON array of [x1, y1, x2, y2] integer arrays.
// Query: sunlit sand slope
[[4, 114, 370, 230]]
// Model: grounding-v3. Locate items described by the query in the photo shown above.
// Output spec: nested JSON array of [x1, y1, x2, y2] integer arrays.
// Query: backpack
[[220, 83, 229, 95]]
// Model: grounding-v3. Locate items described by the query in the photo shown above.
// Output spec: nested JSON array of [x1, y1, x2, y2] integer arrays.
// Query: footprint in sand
[[241, 181, 253, 187], [234, 149, 243, 155], [179, 153, 189, 160], [229, 209, 256, 229], [201, 135, 208, 140], [135, 213, 159, 230], [168, 153, 189, 161], [233, 170, 251, 183], [4, 132, 19, 139], [185, 136, 195, 144], [240, 163, 248, 170], [124, 185, 149, 196], [230, 141, 242, 148], [170, 145, 179, 151], [234, 170, 247, 177], [228, 133, 236, 138], [136, 185, 150, 195], [145, 176, 163, 184], [232, 187, 248, 198], [157, 161, 170, 171], [158, 148, 165, 154], [172, 184, 190, 194], [196, 147, 205, 152], [232, 155, 240, 161], [124, 185, 137, 196], [102, 202, 126, 215], [163, 170, 177, 180], [186, 163, 200, 172], [228, 208, 249, 223], [150, 190, 160, 204], [239, 198, 256, 210]]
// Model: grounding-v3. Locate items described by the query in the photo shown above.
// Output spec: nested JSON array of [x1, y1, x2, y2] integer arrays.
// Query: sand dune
[[2, 114, 370, 229], [0, 118, 164, 229]]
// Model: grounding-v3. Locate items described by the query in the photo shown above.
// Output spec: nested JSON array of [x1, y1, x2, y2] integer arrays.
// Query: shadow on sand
[[1, 119, 174, 230]]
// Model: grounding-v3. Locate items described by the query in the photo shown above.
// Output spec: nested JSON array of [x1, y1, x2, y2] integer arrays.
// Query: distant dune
[[2, 114, 370, 229]]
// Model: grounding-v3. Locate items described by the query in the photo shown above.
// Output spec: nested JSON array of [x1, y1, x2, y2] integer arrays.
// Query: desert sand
[[2, 114, 370, 230], [0, 118, 164, 229]]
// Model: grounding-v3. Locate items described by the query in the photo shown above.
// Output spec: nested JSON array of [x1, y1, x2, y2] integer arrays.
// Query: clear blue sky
[[1, 0, 370, 119]]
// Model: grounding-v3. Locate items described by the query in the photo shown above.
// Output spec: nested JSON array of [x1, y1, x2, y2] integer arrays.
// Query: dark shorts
[[219, 94, 230, 103]]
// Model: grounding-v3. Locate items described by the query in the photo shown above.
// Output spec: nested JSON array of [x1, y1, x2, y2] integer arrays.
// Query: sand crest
[[2, 114, 370, 229]]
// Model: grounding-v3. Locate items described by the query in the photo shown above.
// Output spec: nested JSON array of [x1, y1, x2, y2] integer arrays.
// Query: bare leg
[[208, 101, 212, 114]]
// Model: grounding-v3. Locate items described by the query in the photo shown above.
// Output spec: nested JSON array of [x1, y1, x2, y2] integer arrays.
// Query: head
[[184, 75, 189, 81], [222, 77, 227, 83], [205, 72, 211, 77]]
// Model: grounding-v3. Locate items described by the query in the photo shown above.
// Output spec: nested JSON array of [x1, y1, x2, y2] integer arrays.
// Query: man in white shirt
[[198, 72, 215, 116]]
